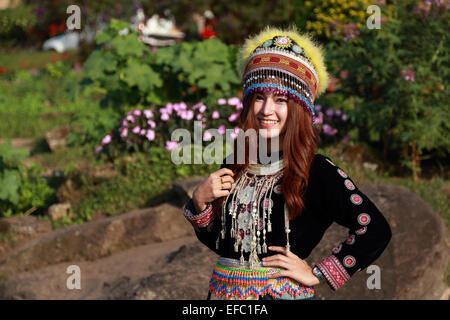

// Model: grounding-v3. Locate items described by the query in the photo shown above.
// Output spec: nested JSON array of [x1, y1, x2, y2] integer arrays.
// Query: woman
[[183, 26, 392, 300]]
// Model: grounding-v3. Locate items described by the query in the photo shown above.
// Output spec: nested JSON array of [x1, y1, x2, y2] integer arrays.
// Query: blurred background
[[0, 0, 448, 300]]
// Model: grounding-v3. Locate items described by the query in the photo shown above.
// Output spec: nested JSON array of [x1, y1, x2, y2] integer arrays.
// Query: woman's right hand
[[192, 168, 235, 213]]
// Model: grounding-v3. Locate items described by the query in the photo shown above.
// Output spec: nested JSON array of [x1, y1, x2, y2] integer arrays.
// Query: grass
[[0, 49, 80, 73]]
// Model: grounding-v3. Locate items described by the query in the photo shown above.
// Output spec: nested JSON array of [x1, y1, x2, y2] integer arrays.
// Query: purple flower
[[121, 127, 128, 138], [146, 130, 155, 141], [166, 140, 178, 151], [228, 113, 239, 122], [218, 125, 226, 135], [323, 124, 338, 136], [343, 134, 351, 142], [343, 23, 360, 41], [95, 146, 103, 153], [132, 126, 141, 134], [101, 135, 112, 145], [335, 109, 342, 116], [342, 114, 348, 121], [218, 98, 226, 105], [147, 120, 156, 128], [400, 69, 415, 82], [326, 109, 334, 117], [212, 110, 220, 119], [315, 104, 322, 112]]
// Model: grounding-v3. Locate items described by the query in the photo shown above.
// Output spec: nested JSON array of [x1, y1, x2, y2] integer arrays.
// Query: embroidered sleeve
[[314, 155, 392, 291], [182, 199, 215, 232]]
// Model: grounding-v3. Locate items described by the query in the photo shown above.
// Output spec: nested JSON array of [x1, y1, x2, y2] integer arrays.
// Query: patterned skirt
[[207, 257, 315, 300]]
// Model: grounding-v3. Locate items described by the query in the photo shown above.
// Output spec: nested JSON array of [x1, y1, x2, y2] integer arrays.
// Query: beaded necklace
[[216, 158, 291, 268]]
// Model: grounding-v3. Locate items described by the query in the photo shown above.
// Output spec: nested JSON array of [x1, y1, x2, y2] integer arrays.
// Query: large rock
[[0, 182, 447, 300], [45, 126, 71, 151], [112, 182, 450, 300], [0, 203, 194, 278], [172, 177, 205, 206]]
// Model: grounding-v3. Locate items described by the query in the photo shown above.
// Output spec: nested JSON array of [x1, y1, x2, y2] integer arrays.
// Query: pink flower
[[166, 140, 178, 151], [101, 135, 112, 145], [121, 127, 128, 138], [144, 110, 153, 118], [218, 98, 226, 105], [161, 113, 169, 121], [132, 126, 141, 134], [126, 115, 135, 123], [147, 120, 156, 128], [196, 113, 203, 120], [212, 110, 220, 119], [185, 110, 194, 120], [95, 146, 103, 153], [228, 113, 239, 122], [122, 119, 128, 126], [236, 102, 243, 110], [199, 105, 206, 113], [140, 129, 147, 135], [204, 131, 213, 141], [228, 97, 240, 106], [164, 103, 173, 114], [400, 69, 415, 82], [146, 130, 155, 141], [218, 125, 226, 135], [133, 109, 142, 116]]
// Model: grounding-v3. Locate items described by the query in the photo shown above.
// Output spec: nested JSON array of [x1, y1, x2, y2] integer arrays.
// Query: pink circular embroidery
[[344, 179, 355, 190], [337, 168, 348, 178], [357, 213, 371, 226], [346, 234, 356, 245], [350, 194, 363, 205], [332, 244, 342, 254], [262, 199, 273, 209], [343, 255, 356, 268], [274, 184, 282, 194], [355, 226, 367, 235]]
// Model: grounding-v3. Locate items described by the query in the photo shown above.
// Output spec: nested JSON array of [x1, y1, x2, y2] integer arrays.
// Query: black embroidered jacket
[[183, 153, 392, 291]]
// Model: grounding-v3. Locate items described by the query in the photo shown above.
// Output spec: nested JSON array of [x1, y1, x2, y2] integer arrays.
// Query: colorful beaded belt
[[208, 257, 315, 300]]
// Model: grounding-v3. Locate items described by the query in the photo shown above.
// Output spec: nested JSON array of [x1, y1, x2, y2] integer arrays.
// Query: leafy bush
[[81, 19, 241, 111], [324, 0, 449, 179], [0, 141, 55, 217]]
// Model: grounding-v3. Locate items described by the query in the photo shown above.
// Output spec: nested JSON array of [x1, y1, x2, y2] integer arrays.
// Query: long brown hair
[[212, 92, 320, 220]]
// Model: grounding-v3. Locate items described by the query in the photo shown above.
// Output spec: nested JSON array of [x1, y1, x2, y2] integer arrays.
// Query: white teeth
[[261, 120, 278, 124]]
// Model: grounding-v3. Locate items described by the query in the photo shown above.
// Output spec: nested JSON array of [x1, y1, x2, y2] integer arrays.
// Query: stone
[[0, 203, 194, 277], [172, 177, 205, 205], [47, 203, 73, 221], [0, 216, 51, 236], [44, 126, 71, 151]]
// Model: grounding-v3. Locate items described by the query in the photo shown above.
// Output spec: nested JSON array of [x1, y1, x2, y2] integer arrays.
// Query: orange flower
[[189, 86, 197, 92], [0, 67, 6, 75], [51, 56, 58, 63]]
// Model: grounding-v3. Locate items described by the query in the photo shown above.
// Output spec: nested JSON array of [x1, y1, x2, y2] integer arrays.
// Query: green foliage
[[324, 0, 449, 177], [0, 4, 37, 36], [72, 146, 217, 223], [81, 19, 240, 111], [0, 141, 55, 217]]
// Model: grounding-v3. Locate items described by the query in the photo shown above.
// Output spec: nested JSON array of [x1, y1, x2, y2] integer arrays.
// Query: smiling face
[[252, 91, 289, 144]]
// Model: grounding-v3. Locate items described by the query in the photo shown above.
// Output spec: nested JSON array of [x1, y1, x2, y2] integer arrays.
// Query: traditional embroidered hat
[[240, 26, 330, 119]]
